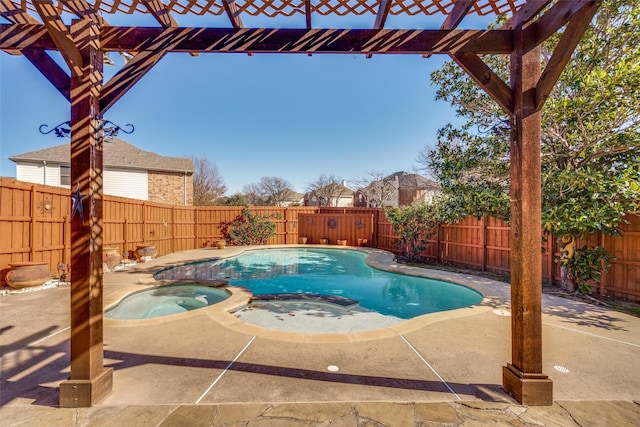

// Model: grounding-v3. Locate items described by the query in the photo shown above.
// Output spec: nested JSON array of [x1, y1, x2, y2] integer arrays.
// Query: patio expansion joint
[[544, 323, 640, 348], [400, 335, 461, 400], [195, 335, 256, 404]]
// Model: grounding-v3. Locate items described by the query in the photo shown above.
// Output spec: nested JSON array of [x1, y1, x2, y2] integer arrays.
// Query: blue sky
[[0, 12, 494, 195]]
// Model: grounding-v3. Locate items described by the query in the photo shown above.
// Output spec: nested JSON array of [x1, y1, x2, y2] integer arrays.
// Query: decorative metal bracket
[[39, 121, 71, 138], [478, 118, 510, 136], [39, 117, 134, 142]]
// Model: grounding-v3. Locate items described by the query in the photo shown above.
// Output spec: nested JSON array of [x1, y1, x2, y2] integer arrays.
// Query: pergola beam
[[503, 0, 552, 29], [373, 0, 392, 29], [1, 26, 515, 54], [61, 0, 107, 26], [441, 0, 476, 30], [536, 0, 601, 109], [451, 51, 513, 114], [221, 0, 244, 29], [23, 47, 71, 99], [33, 0, 83, 80], [366, 0, 392, 58], [140, 0, 178, 28], [0, 0, 38, 24], [527, 0, 598, 47], [304, 0, 312, 29], [423, 0, 475, 58]]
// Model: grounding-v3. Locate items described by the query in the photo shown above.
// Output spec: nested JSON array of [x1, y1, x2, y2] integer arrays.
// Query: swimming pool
[[154, 248, 483, 319], [105, 284, 229, 319]]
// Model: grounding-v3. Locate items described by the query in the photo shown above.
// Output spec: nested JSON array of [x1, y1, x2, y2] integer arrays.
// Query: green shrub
[[221, 209, 279, 245], [559, 245, 615, 294], [384, 201, 441, 263]]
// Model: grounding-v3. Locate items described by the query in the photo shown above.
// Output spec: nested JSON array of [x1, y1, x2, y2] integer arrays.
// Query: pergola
[[0, 0, 601, 407]]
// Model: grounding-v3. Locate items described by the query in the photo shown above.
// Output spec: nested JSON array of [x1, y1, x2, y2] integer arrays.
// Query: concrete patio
[[1, 246, 639, 426]]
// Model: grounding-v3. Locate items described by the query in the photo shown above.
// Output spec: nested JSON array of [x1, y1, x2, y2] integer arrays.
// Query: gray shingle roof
[[8, 138, 194, 173], [388, 171, 439, 190]]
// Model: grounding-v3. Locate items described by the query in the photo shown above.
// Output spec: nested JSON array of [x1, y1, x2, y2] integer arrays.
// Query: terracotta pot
[[103, 247, 122, 270], [298, 237, 308, 244], [337, 239, 347, 246], [6, 262, 51, 289], [216, 240, 226, 249], [135, 244, 157, 262], [357, 238, 368, 246], [319, 238, 329, 245]]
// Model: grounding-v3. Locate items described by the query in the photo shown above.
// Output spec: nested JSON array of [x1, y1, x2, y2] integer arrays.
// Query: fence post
[[194, 207, 199, 249], [171, 206, 175, 253], [481, 217, 487, 272], [30, 185, 36, 260], [63, 214, 69, 265], [142, 202, 147, 244], [436, 224, 441, 263], [123, 218, 128, 256]]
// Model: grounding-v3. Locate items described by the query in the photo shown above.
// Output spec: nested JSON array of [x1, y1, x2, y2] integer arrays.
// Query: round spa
[[105, 284, 229, 320]]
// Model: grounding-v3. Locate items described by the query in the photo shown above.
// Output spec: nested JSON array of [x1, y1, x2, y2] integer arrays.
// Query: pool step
[[251, 293, 359, 308]]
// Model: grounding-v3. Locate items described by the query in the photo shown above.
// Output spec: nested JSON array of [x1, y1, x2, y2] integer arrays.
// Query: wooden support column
[[502, 24, 552, 406], [59, 18, 113, 408]]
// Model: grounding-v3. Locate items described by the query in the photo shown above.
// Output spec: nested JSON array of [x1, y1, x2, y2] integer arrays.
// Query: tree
[[241, 182, 265, 206], [217, 193, 249, 206], [306, 174, 349, 207], [257, 176, 295, 206], [191, 156, 227, 206], [352, 170, 398, 207], [242, 176, 295, 206], [418, 1, 640, 292]]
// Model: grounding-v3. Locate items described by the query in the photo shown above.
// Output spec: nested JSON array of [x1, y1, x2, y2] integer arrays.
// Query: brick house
[[9, 138, 195, 205]]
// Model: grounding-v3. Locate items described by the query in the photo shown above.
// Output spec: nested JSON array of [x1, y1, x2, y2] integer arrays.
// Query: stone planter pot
[[6, 262, 51, 289], [337, 239, 347, 246], [298, 237, 308, 244], [135, 244, 157, 262], [103, 247, 122, 270], [216, 240, 226, 249], [319, 238, 329, 245]]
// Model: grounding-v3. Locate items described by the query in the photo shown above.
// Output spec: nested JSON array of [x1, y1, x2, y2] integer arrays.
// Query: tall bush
[[220, 209, 279, 245]]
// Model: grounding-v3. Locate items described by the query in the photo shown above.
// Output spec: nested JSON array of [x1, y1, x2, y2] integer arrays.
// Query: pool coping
[[103, 245, 507, 343]]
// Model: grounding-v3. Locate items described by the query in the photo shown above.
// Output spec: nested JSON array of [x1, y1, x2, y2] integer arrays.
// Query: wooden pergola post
[[502, 24, 552, 406], [58, 18, 113, 408]]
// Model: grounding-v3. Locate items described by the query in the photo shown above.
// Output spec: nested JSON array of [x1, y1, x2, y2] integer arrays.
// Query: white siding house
[[9, 138, 194, 204]]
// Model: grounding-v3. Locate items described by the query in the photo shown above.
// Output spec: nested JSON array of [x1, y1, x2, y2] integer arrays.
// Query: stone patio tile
[[452, 402, 525, 427], [78, 405, 175, 427], [414, 402, 460, 424], [355, 402, 415, 427], [213, 403, 271, 425], [557, 401, 640, 427], [0, 406, 75, 427], [264, 402, 353, 423]]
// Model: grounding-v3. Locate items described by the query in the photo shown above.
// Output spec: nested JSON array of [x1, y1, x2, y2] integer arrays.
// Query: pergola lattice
[[0, 0, 602, 408]]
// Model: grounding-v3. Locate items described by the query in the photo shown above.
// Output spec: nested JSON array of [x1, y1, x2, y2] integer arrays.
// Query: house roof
[[8, 138, 195, 173], [306, 183, 354, 198], [387, 171, 440, 191]]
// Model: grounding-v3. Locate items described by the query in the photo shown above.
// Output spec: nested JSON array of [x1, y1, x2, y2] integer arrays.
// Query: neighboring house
[[353, 171, 440, 208], [9, 138, 195, 205], [304, 182, 354, 207], [276, 189, 305, 206]]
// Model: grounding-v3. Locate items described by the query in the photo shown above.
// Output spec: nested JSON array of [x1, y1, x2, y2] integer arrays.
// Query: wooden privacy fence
[[1, 178, 638, 301], [378, 213, 640, 300]]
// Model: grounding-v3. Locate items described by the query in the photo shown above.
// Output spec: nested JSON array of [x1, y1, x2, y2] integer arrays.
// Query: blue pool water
[[154, 248, 483, 319], [105, 284, 229, 319]]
